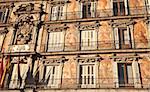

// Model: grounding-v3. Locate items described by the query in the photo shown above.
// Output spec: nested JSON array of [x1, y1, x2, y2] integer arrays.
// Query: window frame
[[76, 57, 99, 88], [47, 31, 65, 52], [0, 5, 10, 23], [80, 30, 97, 50]]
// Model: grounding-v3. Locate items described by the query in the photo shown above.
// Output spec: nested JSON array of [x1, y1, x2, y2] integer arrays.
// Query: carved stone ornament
[[14, 15, 34, 45], [76, 22, 100, 30], [14, 3, 34, 15], [76, 56, 102, 63], [110, 55, 140, 62], [42, 57, 66, 65], [11, 56, 28, 64], [111, 19, 136, 27], [46, 24, 69, 32], [0, 28, 8, 35], [49, 0, 70, 5]]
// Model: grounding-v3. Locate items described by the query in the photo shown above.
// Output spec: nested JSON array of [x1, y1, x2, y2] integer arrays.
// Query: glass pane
[[118, 64, 125, 85]]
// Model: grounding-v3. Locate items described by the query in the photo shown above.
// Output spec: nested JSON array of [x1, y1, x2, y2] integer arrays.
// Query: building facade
[[0, 0, 150, 92]]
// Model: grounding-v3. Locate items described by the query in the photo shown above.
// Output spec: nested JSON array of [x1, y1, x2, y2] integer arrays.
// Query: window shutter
[[91, 30, 97, 49], [9, 64, 19, 88], [132, 61, 141, 88], [81, 31, 86, 50], [39, 62, 44, 82], [146, 0, 150, 14], [113, 62, 119, 88], [91, 2, 96, 17], [59, 6, 65, 20], [51, 6, 58, 20], [110, 0, 113, 16], [0, 35, 4, 50], [114, 28, 119, 49], [19, 64, 28, 88], [124, 0, 128, 15], [124, 26, 130, 44], [80, 3, 83, 18], [3, 8, 9, 23], [129, 25, 135, 48]]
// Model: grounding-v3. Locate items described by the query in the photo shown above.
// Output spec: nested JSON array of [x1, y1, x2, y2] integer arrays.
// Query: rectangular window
[[79, 64, 96, 88], [80, 0, 96, 18], [44, 65, 61, 88], [118, 63, 134, 87], [50, 5, 65, 20], [81, 30, 97, 50], [118, 28, 131, 49], [47, 31, 64, 51], [113, 0, 125, 16]]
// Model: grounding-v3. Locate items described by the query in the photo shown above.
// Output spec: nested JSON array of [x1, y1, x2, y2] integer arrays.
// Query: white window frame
[[113, 25, 134, 49], [113, 59, 141, 88], [42, 58, 64, 88], [47, 31, 65, 52], [79, 0, 96, 18], [77, 57, 99, 88], [9, 57, 31, 89], [50, 5, 66, 20], [80, 30, 97, 50], [112, 0, 128, 16]]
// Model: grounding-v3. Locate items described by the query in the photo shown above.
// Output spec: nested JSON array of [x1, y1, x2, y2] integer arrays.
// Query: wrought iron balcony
[[48, 6, 148, 21], [5, 78, 150, 89], [43, 40, 150, 53]]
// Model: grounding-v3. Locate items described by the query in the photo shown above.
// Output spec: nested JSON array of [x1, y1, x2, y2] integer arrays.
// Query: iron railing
[[5, 78, 150, 89], [48, 6, 149, 21], [43, 40, 150, 52]]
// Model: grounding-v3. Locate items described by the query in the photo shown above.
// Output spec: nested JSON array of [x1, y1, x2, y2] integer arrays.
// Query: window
[[79, 64, 96, 88], [47, 31, 64, 51], [118, 63, 134, 87], [113, 0, 127, 16], [44, 65, 61, 88], [81, 30, 97, 50], [77, 57, 99, 88], [114, 26, 133, 49], [9, 57, 30, 89], [146, 0, 150, 14], [0, 7, 9, 23], [80, 0, 96, 18], [50, 5, 65, 20], [113, 60, 141, 88]]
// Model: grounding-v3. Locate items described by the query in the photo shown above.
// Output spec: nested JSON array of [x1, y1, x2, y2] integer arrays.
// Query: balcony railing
[[48, 6, 148, 21], [5, 78, 150, 89], [43, 40, 149, 52]]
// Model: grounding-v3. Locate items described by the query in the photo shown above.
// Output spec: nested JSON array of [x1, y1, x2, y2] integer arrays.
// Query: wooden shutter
[[19, 64, 28, 88], [91, 1, 96, 17], [51, 6, 58, 20], [80, 3, 83, 18], [113, 62, 119, 88], [132, 61, 141, 88], [45, 66, 53, 86], [129, 25, 134, 48], [59, 5, 65, 20], [9, 64, 19, 88], [124, 0, 128, 15], [0, 35, 4, 50], [39, 62, 44, 82], [114, 28, 119, 49]]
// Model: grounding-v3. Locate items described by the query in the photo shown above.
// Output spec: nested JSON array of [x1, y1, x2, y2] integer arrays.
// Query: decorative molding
[[14, 15, 34, 45], [42, 57, 66, 65], [76, 56, 102, 63], [11, 56, 28, 64], [0, 28, 8, 35], [46, 24, 69, 32], [76, 22, 100, 30], [110, 55, 141, 62], [49, 0, 70, 6]]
